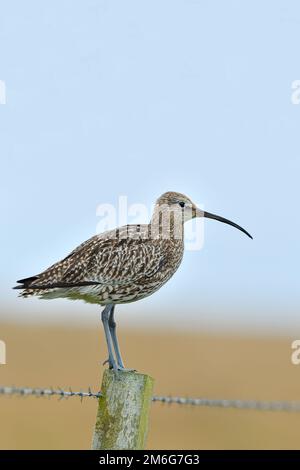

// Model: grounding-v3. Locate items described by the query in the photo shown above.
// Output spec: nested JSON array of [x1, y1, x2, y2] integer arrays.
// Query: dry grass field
[[0, 320, 299, 449]]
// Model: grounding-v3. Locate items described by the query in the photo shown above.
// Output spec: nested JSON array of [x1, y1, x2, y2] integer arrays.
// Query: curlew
[[14, 192, 252, 371]]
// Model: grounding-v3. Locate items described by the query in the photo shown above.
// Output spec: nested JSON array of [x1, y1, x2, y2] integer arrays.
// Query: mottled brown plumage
[[14, 191, 252, 371], [15, 192, 191, 304]]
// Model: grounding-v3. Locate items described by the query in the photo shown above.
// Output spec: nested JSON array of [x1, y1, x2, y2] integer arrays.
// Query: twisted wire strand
[[151, 395, 300, 411], [1, 385, 300, 411], [0, 386, 101, 400]]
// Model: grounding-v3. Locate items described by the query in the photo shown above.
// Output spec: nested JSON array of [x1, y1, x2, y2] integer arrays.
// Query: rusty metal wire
[[1, 385, 300, 412]]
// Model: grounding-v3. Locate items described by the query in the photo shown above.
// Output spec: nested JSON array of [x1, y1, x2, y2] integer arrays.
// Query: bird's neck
[[150, 207, 184, 241]]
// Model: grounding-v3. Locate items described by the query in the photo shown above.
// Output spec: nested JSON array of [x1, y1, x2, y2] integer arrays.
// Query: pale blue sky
[[0, 0, 299, 332]]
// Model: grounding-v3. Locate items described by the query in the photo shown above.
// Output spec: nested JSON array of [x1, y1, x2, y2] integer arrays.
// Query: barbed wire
[[152, 395, 300, 411], [1, 385, 300, 412], [0, 386, 101, 401]]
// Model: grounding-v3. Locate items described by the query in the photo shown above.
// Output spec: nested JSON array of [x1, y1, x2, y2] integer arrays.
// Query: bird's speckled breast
[[112, 238, 185, 304]]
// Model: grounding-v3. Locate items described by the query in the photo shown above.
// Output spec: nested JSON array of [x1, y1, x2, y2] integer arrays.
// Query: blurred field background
[[0, 319, 299, 449]]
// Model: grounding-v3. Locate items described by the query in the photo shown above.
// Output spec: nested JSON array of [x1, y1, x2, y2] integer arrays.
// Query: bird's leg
[[108, 306, 125, 369], [108, 306, 136, 372], [101, 304, 118, 371]]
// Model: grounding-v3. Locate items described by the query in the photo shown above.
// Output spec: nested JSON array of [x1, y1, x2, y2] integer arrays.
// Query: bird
[[14, 191, 252, 371]]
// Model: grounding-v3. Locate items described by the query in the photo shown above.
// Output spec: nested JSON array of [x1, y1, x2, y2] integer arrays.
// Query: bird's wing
[[61, 232, 165, 286], [19, 226, 165, 290]]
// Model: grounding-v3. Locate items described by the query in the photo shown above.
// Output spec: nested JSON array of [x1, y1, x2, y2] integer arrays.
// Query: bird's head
[[153, 191, 252, 239]]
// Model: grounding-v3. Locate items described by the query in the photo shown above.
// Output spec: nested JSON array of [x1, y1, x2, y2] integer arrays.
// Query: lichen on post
[[92, 370, 154, 450]]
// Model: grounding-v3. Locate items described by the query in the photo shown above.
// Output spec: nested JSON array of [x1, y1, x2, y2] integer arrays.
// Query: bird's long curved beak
[[196, 208, 253, 239]]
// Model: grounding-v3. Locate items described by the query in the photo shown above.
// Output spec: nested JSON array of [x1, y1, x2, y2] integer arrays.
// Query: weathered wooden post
[[92, 370, 154, 450]]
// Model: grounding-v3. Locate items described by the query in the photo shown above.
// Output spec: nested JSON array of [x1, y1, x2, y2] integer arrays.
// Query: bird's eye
[[178, 201, 185, 208]]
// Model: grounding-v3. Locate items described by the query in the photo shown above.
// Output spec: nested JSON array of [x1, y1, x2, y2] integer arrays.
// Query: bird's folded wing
[[60, 236, 165, 286], [16, 226, 166, 290]]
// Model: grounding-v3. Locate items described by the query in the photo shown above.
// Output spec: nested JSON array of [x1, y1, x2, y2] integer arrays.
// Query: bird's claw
[[102, 358, 136, 372], [116, 366, 137, 373]]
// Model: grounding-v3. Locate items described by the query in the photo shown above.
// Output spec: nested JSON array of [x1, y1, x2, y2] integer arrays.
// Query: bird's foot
[[102, 358, 136, 372], [115, 366, 137, 373]]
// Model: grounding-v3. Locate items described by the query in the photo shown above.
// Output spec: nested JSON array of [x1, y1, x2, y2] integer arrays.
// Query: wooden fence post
[[92, 370, 154, 450]]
